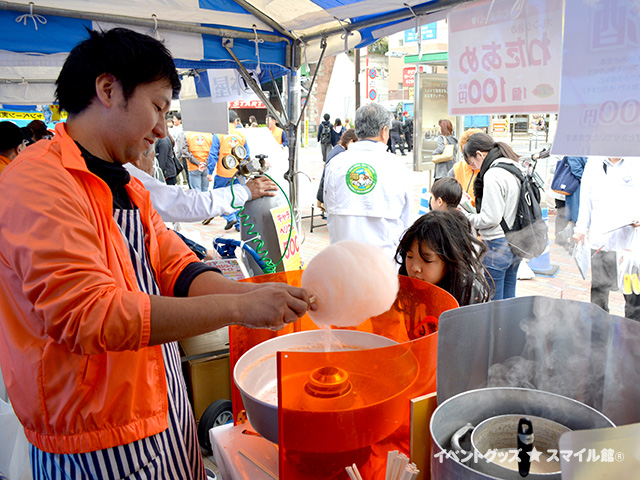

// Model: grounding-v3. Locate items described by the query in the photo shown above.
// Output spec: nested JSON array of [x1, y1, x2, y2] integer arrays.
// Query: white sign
[[553, 0, 640, 156], [447, 0, 563, 115], [207, 68, 261, 104]]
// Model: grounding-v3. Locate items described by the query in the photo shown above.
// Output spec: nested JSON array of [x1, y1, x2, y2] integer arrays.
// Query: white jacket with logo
[[323, 140, 413, 259]]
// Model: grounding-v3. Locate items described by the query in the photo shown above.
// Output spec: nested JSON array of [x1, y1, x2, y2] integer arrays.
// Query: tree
[[368, 37, 388, 55]]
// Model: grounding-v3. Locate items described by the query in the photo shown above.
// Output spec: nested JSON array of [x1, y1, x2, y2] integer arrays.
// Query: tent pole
[[223, 41, 286, 126], [0, 1, 288, 44]]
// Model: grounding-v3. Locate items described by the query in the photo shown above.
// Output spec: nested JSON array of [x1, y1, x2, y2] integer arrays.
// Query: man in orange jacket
[[0, 27, 314, 478]]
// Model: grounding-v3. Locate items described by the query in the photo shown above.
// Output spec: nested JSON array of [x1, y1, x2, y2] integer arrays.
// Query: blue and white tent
[[0, 0, 475, 104]]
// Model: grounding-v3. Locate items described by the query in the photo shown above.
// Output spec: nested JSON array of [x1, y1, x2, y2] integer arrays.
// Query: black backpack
[[320, 123, 332, 144], [492, 162, 548, 259]]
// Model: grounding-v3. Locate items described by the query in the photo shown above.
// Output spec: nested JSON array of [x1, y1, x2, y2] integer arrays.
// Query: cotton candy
[[301, 241, 399, 327]]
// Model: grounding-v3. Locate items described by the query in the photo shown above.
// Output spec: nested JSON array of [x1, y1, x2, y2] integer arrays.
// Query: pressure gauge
[[221, 155, 238, 169], [232, 145, 246, 160]]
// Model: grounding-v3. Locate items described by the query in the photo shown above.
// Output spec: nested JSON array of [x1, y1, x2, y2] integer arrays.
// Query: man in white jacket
[[125, 151, 276, 223], [323, 103, 413, 260]]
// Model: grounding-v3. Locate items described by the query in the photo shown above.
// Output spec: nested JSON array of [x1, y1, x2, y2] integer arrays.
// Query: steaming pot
[[430, 387, 615, 480]]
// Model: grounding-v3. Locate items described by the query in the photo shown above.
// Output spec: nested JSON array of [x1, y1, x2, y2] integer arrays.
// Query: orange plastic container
[[229, 270, 459, 479]]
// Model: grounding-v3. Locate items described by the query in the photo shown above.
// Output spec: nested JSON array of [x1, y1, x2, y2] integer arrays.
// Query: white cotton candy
[[301, 240, 400, 327]]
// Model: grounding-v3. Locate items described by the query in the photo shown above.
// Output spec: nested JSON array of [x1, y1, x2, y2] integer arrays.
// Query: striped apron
[[30, 209, 205, 480]]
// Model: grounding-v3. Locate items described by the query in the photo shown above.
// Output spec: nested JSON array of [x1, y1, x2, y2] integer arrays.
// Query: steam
[[485, 297, 640, 424]]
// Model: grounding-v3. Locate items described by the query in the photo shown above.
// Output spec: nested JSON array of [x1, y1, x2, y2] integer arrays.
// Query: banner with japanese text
[[207, 68, 261, 104], [448, 0, 562, 115], [270, 205, 303, 271], [553, 0, 640, 156]]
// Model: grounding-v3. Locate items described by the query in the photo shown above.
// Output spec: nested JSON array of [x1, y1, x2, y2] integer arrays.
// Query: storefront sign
[[448, 0, 562, 114], [403, 67, 416, 87], [228, 99, 266, 109], [553, 0, 640, 156], [404, 23, 437, 43]]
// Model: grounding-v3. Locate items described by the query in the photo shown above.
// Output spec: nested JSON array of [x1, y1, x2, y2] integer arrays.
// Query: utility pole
[[355, 48, 361, 110]]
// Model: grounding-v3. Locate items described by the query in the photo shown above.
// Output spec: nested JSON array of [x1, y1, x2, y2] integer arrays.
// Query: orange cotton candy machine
[[233, 329, 420, 453]]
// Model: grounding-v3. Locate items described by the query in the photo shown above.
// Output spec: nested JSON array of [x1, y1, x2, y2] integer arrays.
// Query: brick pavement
[[178, 144, 625, 318]]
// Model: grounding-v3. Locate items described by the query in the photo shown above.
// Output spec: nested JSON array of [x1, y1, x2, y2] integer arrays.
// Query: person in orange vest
[[267, 113, 288, 147], [449, 128, 483, 207], [182, 130, 212, 191], [0, 121, 27, 175], [206, 110, 251, 230]]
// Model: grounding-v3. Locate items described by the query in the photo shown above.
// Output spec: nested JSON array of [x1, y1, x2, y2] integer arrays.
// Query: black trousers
[[591, 249, 640, 320]]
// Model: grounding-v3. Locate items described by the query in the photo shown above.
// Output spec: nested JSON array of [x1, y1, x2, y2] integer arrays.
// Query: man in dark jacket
[[155, 136, 180, 184], [403, 114, 414, 152], [389, 114, 405, 155], [317, 113, 333, 163]]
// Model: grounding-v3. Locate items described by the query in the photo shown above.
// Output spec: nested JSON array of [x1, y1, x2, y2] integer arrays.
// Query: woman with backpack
[[461, 132, 524, 300]]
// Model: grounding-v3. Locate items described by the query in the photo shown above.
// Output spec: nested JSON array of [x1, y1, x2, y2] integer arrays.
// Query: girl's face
[[405, 240, 447, 285]]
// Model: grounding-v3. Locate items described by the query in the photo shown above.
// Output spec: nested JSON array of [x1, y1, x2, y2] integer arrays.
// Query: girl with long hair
[[395, 210, 492, 306]]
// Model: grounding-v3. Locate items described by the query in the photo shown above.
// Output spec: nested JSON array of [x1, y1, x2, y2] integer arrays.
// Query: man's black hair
[[323, 113, 330, 121], [56, 28, 181, 115], [229, 110, 239, 123]]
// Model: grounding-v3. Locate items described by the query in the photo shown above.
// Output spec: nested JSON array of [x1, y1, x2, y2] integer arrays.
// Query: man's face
[[107, 79, 171, 164], [267, 117, 276, 129]]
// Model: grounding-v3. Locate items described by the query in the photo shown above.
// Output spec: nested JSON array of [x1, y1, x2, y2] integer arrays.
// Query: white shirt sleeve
[[125, 164, 250, 223]]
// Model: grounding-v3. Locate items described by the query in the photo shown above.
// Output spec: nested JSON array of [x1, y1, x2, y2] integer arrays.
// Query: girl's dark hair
[[395, 210, 492, 305], [463, 132, 520, 163], [334, 118, 342, 127], [431, 177, 463, 208], [439, 119, 453, 136], [338, 128, 358, 148], [56, 28, 181, 115]]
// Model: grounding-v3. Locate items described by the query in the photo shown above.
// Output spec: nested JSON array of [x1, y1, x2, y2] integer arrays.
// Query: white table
[[210, 422, 279, 480]]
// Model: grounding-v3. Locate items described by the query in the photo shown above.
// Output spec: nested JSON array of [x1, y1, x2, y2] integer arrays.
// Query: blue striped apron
[[30, 209, 205, 480]]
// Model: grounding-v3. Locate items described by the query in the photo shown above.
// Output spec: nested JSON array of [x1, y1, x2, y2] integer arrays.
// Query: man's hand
[[235, 283, 316, 330], [573, 232, 585, 245], [246, 176, 278, 199]]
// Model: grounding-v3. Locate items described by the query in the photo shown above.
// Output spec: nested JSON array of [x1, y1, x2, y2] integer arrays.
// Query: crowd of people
[[317, 105, 640, 318], [1, 25, 638, 480]]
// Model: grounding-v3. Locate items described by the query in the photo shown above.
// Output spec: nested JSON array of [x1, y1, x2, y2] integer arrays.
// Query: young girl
[[396, 210, 492, 306]]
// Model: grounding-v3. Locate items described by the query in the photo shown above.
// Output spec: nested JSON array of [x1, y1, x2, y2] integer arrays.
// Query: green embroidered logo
[[346, 163, 377, 195]]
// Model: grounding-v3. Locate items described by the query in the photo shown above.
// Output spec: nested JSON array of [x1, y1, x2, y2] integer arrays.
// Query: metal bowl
[[233, 329, 418, 451]]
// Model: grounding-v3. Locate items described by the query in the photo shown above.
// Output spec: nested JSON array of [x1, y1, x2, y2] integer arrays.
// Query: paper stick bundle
[[385, 450, 419, 480]]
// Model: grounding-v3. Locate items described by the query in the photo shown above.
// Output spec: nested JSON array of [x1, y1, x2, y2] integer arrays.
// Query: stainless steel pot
[[450, 414, 570, 479], [430, 387, 615, 480], [233, 330, 413, 448]]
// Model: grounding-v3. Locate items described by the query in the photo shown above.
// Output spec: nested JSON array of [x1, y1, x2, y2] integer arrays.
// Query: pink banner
[[447, 0, 562, 115]]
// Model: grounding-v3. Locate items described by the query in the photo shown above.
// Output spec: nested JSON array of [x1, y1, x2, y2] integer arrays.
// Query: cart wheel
[[198, 399, 233, 452]]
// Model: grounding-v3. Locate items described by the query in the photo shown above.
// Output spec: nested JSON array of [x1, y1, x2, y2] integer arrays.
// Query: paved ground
[[178, 141, 625, 317]]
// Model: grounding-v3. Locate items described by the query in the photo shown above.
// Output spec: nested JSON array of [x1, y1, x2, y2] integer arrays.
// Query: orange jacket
[[0, 123, 198, 454], [0, 153, 12, 175], [453, 160, 478, 206], [208, 124, 249, 178], [270, 125, 284, 145], [185, 131, 213, 171]]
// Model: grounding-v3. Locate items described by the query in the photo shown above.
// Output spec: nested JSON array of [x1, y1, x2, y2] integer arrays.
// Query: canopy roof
[[0, 0, 474, 104]]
